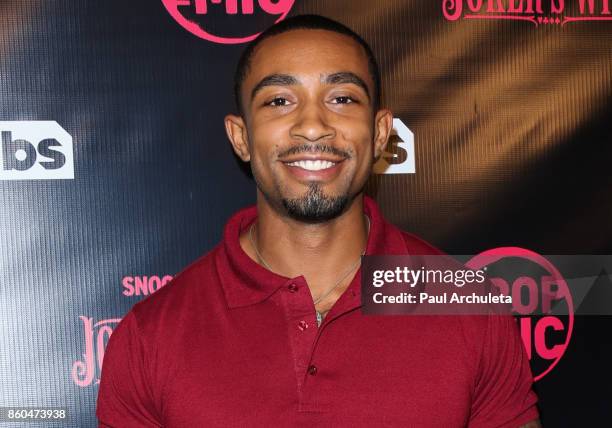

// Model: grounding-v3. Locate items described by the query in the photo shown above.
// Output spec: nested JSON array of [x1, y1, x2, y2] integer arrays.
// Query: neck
[[239, 192, 370, 297]]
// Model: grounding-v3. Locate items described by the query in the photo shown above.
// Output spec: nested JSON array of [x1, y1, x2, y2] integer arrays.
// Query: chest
[[160, 307, 474, 427]]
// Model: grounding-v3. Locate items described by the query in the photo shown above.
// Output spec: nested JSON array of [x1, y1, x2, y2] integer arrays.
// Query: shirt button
[[307, 365, 318, 375], [298, 320, 309, 331], [288, 283, 298, 293]]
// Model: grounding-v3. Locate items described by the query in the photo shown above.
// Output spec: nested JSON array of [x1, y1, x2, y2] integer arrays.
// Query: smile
[[285, 160, 337, 171], [281, 157, 346, 181]]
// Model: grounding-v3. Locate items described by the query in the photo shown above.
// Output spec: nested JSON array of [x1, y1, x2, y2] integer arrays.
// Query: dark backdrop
[[0, 0, 610, 426]]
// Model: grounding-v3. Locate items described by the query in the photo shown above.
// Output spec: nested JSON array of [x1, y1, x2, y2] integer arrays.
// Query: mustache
[[278, 143, 351, 159]]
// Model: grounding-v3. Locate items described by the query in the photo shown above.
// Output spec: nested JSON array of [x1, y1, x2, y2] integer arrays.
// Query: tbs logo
[[373, 118, 415, 175], [0, 121, 74, 180], [161, 0, 295, 44]]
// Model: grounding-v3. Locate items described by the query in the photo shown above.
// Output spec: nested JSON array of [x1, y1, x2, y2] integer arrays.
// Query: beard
[[280, 181, 351, 223], [253, 166, 353, 224], [251, 142, 362, 223]]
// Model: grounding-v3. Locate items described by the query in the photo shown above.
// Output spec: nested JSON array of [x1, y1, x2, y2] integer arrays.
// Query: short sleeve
[[468, 314, 540, 428], [96, 310, 162, 427]]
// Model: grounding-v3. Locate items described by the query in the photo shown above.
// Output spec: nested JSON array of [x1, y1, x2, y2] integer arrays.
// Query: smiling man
[[97, 15, 540, 427]]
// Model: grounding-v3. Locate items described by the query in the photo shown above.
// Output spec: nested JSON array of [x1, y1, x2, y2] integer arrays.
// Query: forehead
[[245, 29, 371, 89]]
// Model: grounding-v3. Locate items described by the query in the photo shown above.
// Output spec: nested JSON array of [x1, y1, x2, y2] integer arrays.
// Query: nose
[[289, 101, 336, 142]]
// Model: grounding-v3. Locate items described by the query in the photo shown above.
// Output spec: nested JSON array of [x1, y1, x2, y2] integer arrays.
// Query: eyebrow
[[250, 74, 299, 102], [250, 71, 371, 103], [324, 72, 371, 101]]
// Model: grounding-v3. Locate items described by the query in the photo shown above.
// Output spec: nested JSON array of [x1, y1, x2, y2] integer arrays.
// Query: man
[[97, 15, 540, 427]]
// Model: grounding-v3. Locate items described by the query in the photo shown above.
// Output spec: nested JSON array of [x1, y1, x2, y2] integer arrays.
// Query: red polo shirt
[[97, 195, 539, 427]]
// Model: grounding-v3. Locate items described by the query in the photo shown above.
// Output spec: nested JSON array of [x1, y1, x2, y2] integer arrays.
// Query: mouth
[[284, 159, 339, 171], [280, 158, 346, 181]]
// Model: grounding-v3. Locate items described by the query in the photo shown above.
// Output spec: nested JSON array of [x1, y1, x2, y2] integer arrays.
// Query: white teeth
[[287, 160, 336, 171]]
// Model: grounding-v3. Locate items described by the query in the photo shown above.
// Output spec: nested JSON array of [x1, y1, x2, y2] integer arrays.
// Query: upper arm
[[468, 314, 540, 428], [96, 310, 162, 427]]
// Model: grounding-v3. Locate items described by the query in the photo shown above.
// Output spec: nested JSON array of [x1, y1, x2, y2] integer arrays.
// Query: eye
[[331, 96, 356, 104], [266, 97, 291, 107]]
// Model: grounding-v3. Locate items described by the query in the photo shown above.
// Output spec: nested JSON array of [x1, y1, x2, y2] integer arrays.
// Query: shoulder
[[392, 228, 515, 361], [99, 244, 225, 410], [398, 228, 446, 256], [129, 243, 224, 332]]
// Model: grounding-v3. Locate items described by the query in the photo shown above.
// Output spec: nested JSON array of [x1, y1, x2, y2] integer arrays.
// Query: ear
[[224, 114, 251, 162], [373, 108, 393, 161]]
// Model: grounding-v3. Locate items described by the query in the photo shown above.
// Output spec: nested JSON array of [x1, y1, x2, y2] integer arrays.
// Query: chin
[[279, 189, 352, 223]]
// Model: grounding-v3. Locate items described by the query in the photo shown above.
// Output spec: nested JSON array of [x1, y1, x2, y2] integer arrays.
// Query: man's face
[[226, 29, 391, 223]]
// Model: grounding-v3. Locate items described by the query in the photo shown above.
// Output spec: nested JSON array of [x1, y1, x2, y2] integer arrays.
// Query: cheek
[[338, 120, 374, 159], [250, 124, 284, 163], [340, 122, 376, 182], [248, 123, 289, 185]]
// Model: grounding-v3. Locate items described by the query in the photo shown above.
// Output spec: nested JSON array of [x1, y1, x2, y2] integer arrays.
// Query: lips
[[285, 159, 337, 171], [281, 157, 346, 180]]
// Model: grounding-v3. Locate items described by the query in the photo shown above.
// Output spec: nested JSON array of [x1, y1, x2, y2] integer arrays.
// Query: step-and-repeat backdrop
[[1, 0, 610, 426]]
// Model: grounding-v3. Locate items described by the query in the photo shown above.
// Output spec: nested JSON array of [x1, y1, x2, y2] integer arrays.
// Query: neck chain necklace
[[248, 215, 370, 327]]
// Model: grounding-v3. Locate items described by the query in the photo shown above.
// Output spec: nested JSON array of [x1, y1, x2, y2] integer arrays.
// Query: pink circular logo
[[467, 247, 574, 381], [161, 0, 296, 44]]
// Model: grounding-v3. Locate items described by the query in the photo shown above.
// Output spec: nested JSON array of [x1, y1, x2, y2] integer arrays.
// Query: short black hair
[[233, 14, 382, 116]]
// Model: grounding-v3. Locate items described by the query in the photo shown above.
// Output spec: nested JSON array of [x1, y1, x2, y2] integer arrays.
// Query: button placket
[[281, 277, 320, 395]]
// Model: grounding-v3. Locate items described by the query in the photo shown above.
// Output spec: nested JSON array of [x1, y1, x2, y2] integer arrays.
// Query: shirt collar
[[215, 195, 409, 309]]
